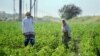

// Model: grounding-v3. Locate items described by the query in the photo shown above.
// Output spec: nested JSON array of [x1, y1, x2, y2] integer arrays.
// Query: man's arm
[[30, 16, 34, 23]]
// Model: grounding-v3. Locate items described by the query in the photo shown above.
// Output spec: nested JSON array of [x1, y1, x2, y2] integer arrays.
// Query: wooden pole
[[19, 0, 22, 21], [30, 0, 32, 14], [13, 0, 15, 20], [34, 0, 36, 19]]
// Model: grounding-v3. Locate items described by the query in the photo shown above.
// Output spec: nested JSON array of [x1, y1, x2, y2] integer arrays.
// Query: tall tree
[[59, 4, 82, 20]]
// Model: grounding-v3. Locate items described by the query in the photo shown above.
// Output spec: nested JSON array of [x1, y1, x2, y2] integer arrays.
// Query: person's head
[[61, 19, 66, 26], [62, 19, 66, 23], [25, 12, 31, 17]]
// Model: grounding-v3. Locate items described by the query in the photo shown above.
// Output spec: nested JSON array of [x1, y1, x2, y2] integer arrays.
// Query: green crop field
[[0, 21, 100, 56]]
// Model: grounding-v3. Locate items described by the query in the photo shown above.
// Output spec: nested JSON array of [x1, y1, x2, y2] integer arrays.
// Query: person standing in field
[[61, 19, 71, 48], [22, 12, 35, 46]]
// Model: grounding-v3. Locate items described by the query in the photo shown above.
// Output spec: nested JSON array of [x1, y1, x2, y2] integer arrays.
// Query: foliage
[[0, 21, 100, 56], [59, 4, 82, 20]]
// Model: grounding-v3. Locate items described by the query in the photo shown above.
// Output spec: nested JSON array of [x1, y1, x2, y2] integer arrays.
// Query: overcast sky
[[0, 0, 100, 17]]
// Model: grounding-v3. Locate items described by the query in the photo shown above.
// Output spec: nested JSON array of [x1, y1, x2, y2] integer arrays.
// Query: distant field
[[0, 21, 100, 56], [69, 16, 100, 23]]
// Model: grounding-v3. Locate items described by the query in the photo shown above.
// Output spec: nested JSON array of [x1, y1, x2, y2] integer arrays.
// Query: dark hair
[[25, 12, 31, 16]]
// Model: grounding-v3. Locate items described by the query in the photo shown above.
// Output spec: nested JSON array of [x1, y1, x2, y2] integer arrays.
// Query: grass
[[0, 20, 100, 56]]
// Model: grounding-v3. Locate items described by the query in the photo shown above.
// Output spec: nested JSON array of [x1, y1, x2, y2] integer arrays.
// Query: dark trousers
[[62, 32, 71, 48], [23, 34, 35, 46]]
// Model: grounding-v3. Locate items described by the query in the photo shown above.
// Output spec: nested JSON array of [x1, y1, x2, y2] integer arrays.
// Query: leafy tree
[[59, 4, 82, 20]]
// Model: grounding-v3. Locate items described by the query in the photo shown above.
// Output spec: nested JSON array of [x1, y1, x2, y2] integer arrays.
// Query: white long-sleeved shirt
[[22, 17, 34, 33]]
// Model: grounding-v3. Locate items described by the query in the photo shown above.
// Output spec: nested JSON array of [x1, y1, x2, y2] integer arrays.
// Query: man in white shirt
[[22, 12, 35, 46], [61, 19, 71, 48]]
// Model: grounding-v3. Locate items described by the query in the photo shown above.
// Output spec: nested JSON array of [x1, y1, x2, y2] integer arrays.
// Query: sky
[[0, 0, 100, 17]]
